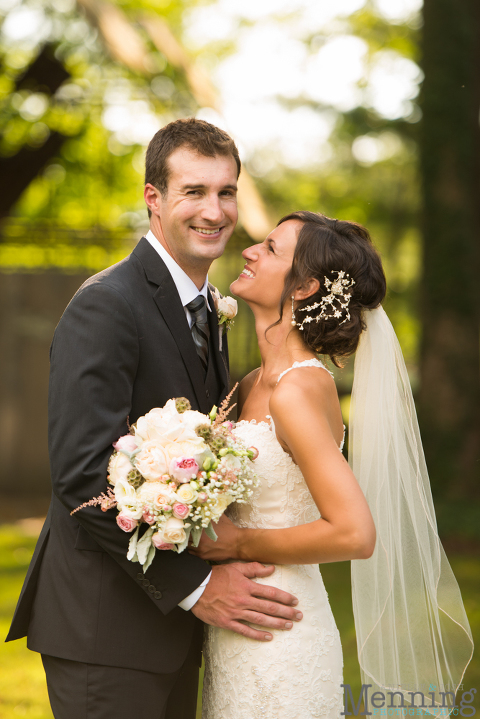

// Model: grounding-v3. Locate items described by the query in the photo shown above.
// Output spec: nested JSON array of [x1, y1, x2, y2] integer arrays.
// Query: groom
[[6, 119, 301, 719]]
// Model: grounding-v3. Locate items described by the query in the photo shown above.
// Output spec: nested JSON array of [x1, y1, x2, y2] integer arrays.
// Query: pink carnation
[[152, 532, 174, 551], [113, 434, 138, 453], [172, 502, 190, 519], [116, 512, 138, 533], [169, 456, 199, 483]]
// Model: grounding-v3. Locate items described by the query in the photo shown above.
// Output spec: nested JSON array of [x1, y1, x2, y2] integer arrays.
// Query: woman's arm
[[191, 368, 376, 565]]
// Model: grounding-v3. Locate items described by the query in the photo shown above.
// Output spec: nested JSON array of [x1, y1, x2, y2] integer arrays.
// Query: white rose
[[117, 504, 143, 521], [210, 492, 232, 522], [114, 478, 138, 509], [107, 452, 133, 486], [218, 296, 237, 319], [162, 517, 186, 544], [152, 486, 177, 510], [175, 483, 198, 504], [135, 441, 170, 481]]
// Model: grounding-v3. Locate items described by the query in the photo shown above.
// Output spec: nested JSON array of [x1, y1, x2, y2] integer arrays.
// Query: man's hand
[[191, 563, 302, 642]]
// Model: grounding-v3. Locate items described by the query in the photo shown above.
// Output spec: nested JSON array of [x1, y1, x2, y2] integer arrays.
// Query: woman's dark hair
[[274, 211, 386, 367]]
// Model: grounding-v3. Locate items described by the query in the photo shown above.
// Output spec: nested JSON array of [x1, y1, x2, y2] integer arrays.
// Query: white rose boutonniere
[[211, 286, 237, 333]]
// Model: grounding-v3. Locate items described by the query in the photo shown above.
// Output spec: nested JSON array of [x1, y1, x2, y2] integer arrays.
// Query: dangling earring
[[291, 296, 297, 326]]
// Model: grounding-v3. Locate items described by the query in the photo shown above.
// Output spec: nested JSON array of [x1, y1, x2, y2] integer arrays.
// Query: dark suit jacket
[[6, 238, 230, 674]]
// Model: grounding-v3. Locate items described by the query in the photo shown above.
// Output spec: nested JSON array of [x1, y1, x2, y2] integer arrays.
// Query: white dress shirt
[[145, 230, 212, 611]]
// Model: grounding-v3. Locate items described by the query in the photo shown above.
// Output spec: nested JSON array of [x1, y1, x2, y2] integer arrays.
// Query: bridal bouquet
[[72, 393, 259, 572]]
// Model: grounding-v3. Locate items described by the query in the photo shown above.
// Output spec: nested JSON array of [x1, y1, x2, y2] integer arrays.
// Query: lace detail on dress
[[202, 419, 344, 719]]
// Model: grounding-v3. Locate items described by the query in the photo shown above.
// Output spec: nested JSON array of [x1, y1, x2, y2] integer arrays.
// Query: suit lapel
[[207, 288, 229, 399], [133, 238, 210, 413]]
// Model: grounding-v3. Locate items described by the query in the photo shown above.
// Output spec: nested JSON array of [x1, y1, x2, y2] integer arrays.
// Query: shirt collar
[[145, 230, 210, 310]]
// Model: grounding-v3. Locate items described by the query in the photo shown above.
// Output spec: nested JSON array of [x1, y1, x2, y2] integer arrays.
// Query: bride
[[190, 211, 473, 719]]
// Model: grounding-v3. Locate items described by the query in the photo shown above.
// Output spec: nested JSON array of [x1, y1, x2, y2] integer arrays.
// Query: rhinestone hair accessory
[[296, 270, 355, 330]]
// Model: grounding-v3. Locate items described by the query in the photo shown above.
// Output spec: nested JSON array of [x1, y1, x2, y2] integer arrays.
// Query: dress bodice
[[228, 358, 344, 531], [228, 420, 321, 530]]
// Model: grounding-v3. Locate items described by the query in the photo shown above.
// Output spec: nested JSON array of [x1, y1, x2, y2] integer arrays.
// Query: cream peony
[[137, 481, 165, 502], [135, 441, 170, 481], [108, 452, 133, 486], [164, 438, 207, 463], [175, 483, 198, 504], [135, 403, 201, 446], [162, 517, 187, 544], [179, 410, 209, 432]]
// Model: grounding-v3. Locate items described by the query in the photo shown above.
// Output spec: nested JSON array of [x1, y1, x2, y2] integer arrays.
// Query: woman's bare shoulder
[[269, 365, 339, 437]]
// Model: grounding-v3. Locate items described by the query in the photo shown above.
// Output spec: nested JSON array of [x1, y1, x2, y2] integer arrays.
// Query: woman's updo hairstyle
[[277, 211, 386, 367]]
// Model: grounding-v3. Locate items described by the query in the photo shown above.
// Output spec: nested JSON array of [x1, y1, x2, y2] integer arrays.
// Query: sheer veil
[[349, 306, 473, 716]]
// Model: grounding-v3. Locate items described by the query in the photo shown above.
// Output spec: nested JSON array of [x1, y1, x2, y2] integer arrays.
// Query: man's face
[[145, 146, 238, 279]]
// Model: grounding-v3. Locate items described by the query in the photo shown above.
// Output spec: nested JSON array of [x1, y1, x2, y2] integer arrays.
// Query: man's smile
[[191, 226, 224, 237]]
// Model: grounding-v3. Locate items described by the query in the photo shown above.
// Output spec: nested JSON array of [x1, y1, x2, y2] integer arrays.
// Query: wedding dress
[[202, 359, 344, 719]]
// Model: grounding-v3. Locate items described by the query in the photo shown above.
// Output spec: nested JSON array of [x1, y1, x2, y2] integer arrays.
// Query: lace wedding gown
[[202, 359, 344, 719]]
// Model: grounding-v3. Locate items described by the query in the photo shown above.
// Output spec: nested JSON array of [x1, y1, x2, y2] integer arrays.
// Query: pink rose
[[172, 502, 190, 519], [116, 511, 138, 533], [197, 492, 208, 503], [152, 532, 175, 551], [169, 456, 199, 483], [142, 508, 156, 525], [222, 421, 233, 431], [113, 434, 138, 453]]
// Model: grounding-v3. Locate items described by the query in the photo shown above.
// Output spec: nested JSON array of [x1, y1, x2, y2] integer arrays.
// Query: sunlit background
[[0, 0, 479, 716]]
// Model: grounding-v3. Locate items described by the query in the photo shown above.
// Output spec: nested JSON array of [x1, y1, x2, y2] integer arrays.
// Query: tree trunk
[[419, 0, 480, 500]]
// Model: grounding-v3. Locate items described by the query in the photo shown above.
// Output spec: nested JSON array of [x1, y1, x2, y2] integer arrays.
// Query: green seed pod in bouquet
[[127, 469, 145, 489], [175, 397, 192, 413], [196, 423, 213, 442]]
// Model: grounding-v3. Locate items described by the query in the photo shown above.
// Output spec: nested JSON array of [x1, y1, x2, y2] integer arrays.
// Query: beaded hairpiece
[[295, 270, 355, 331]]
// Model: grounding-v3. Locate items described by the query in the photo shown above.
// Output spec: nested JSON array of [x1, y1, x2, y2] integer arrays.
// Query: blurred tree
[[418, 0, 480, 500]]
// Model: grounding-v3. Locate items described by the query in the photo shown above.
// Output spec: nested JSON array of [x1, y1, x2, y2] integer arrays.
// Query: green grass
[[1, 524, 478, 718]]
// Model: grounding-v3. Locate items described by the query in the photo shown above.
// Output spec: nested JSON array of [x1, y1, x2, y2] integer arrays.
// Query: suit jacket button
[[137, 573, 144, 581], [154, 591, 162, 599], [142, 578, 150, 587], [148, 585, 155, 593]]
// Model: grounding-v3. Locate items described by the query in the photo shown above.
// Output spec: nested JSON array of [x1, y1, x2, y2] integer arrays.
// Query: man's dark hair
[[145, 117, 241, 197]]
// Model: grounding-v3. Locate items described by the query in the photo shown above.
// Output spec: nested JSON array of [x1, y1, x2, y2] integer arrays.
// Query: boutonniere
[[211, 287, 238, 334]]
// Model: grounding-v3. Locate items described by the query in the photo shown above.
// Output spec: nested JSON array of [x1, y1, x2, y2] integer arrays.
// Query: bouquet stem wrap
[[349, 306, 473, 716]]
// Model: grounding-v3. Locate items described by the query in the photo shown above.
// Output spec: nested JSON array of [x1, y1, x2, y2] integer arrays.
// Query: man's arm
[[49, 281, 210, 614]]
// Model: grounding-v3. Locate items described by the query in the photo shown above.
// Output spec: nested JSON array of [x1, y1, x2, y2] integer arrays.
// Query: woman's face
[[230, 219, 303, 311]]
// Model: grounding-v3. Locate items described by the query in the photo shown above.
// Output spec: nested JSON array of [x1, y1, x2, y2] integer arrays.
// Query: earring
[[291, 296, 297, 326]]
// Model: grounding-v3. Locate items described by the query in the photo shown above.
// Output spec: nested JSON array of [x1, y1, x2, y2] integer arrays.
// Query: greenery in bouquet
[[72, 392, 259, 572]]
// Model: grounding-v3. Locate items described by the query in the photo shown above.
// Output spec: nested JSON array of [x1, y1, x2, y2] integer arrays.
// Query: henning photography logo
[[341, 684, 477, 716]]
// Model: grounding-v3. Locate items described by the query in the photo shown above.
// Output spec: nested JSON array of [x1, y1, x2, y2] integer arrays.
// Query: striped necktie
[[186, 295, 209, 373]]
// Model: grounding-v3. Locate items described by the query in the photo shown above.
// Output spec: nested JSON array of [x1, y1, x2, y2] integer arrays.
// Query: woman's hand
[[188, 514, 243, 562]]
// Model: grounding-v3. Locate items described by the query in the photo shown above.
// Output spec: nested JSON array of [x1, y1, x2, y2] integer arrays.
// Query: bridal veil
[[349, 306, 474, 716]]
